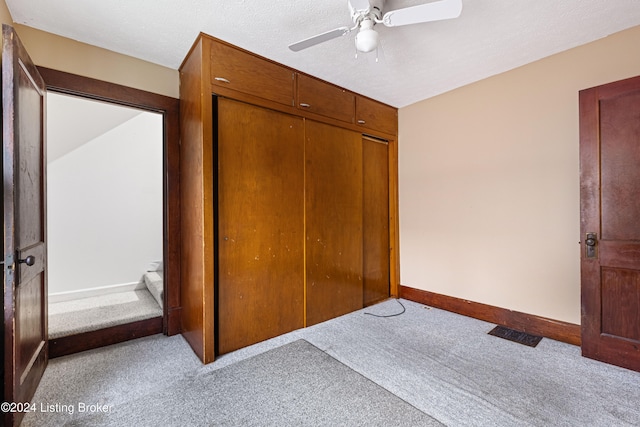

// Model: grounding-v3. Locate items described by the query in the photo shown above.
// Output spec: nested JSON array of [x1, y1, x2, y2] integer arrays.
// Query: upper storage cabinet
[[356, 95, 397, 136], [201, 35, 396, 137], [210, 40, 295, 107], [297, 74, 355, 124]]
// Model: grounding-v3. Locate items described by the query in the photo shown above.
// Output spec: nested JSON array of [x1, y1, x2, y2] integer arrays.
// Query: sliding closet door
[[363, 137, 390, 306], [305, 120, 363, 326], [217, 98, 304, 355]]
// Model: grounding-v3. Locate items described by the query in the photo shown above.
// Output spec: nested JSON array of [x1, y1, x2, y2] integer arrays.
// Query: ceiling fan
[[288, 0, 463, 54]]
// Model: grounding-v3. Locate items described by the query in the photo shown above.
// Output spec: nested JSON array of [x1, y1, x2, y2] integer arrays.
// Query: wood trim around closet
[[388, 135, 400, 298], [37, 67, 181, 349]]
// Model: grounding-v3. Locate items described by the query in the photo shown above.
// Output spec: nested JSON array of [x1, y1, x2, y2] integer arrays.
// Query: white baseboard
[[48, 281, 146, 304]]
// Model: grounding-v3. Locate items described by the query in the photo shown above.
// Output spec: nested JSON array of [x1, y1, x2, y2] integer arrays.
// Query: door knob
[[18, 255, 35, 266], [585, 232, 597, 258]]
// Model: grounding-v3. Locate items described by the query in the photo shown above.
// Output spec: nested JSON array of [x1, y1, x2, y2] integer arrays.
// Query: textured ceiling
[[8, 0, 640, 107]]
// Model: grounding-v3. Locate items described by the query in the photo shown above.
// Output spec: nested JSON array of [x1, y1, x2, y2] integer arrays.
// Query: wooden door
[[580, 75, 640, 372], [2, 25, 48, 425], [217, 98, 305, 354], [305, 120, 363, 326], [363, 136, 390, 306]]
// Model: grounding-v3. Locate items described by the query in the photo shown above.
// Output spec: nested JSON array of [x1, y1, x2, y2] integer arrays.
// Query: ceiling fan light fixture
[[355, 19, 378, 53], [288, 0, 463, 54]]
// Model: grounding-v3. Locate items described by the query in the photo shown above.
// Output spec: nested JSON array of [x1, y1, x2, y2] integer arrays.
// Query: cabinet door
[[305, 120, 363, 326], [363, 137, 390, 306], [356, 96, 397, 136], [297, 74, 355, 123], [210, 41, 294, 106], [217, 98, 304, 355]]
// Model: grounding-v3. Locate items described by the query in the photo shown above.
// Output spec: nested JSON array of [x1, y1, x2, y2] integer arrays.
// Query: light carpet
[[25, 299, 640, 426], [67, 339, 442, 426], [48, 289, 162, 339]]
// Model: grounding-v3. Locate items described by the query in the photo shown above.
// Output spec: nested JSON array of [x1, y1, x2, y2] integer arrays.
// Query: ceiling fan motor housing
[[351, 0, 384, 53], [350, 0, 384, 23], [289, 0, 463, 53]]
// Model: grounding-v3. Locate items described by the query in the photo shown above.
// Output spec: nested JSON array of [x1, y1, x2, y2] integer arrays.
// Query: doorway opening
[[46, 92, 164, 339], [37, 66, 181, 358]]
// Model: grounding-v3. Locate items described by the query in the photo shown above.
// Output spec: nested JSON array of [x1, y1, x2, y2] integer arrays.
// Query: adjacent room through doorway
[[46, 92, 164, 340]]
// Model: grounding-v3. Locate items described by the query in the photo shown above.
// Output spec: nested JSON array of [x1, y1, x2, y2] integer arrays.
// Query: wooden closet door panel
[[217, 98, 304, 355], [305, 120, 363, 326], [363, 137, 390, 306]]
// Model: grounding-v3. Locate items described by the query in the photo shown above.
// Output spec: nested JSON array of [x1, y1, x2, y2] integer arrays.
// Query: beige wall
[[399, 25, 640, 325], [0, 0, 176, 98], [13, 24, 179, 98], [0, 0, 11, 24], [2, 0, 177, 97]]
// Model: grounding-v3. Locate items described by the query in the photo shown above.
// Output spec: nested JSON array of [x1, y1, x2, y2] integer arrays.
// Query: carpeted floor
[[25, 299, 640, 426], [66, 339, 442, 426], [48, 288, 162, 339]]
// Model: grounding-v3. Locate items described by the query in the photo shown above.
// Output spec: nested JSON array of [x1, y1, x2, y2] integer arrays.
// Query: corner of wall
[[397, 24, 640, 326], [13, 24, 179, 99]]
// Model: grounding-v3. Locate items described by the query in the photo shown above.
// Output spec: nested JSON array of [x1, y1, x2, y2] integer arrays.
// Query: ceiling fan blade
[[382, 0, 462, 27], [289, 27, 352, 52], [349, 0, 371, 14]]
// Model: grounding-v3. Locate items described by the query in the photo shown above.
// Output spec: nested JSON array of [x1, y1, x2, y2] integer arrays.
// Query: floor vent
[[488, 326, 542, 347]]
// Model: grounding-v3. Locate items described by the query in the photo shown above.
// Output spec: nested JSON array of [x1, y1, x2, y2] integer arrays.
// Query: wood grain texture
[[599, 241, 640, 270], [400, 286, 581, 346], [297, 73, 355, 124], [305, 121, 363, 326], [36, 67, 182, 338], [356, 96, 398, 136], [210, 38, 294, 107], [206, 81, 398, 141], [387, 135, 400, 298], [178, 33, 399, 358], [48, 317, 162, 359], [363, 137, 390, 306], [600, 268, 640, 341], [580, 76, 640, 372], [3, 25, 48, 426], [578, 86, 601, 357], [13, 71, 46, 382], [14, 36, 48, 389], [206, 35, 398, 140], [217, 99, 305, 354], [180, 38, 215, 363], [600, 92, 640, 241]]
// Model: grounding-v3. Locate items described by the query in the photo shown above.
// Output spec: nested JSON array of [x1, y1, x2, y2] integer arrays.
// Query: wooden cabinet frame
[[180, 34, 399, 363]]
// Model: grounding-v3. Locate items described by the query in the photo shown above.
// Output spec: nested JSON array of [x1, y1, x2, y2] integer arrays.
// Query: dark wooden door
[[363, 136, 390, 306], [305, 120, 363, 326], [2, 24, 48, 425], [580, 75, 640, 372], [217, 98, 305, 354]]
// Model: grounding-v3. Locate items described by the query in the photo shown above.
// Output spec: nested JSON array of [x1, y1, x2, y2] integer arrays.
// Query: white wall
[[47, 111, 163, 294], [398, 25, 640, 325]]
